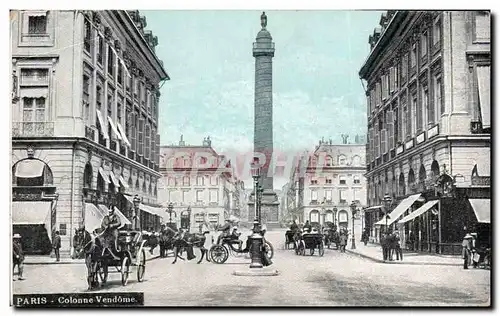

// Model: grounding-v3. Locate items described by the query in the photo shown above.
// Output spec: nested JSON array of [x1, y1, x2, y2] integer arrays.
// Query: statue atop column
[[260, 11, 267, 29]]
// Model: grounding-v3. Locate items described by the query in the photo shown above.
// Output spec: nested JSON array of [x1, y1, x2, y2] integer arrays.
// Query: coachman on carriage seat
[[100, 205, 122, 257]]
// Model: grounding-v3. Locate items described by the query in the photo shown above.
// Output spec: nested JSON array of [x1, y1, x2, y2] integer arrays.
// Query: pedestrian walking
[[52, 231, 61, 262], [462, 233, 473, 269], [380, 233, 388, 261], [13, 234, 25, 281], [339, 232, 347, 253], [408, 230, 415, 251], [394, 231, 403, 261]]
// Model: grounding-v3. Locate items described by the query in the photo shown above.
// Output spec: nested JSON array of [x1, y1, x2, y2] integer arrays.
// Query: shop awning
[[374, 214, 391, 226], [97, 204, 131, 228], [98, 167, 110, 183], [398, 200, 439, 224], [374, 194, 421, 226], [116, 122, 131, 147], [119, 175, 128, 189], [476, 65, 490, 129], [95, 110, 109, 140], [365, 205, 383, 211], [15, 159, 45, 178], [469, 199, 490, 224], [107, 116, 122, 141], [123, 195, 165, 220], [12, 201, 52, 241], [108, 171, 120, 187], [84, 203, 106, 233]]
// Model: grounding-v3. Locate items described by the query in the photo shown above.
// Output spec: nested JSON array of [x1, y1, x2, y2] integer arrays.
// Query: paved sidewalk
[[23, 247, 161, 265], [346, 243, 462, 266]]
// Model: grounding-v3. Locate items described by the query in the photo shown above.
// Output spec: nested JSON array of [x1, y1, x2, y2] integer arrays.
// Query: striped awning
[[107, 116, 122, 141], [98, 167, 110, 183], [469, 199, 490, 224], [398, 200, 439, 224], [108, 171, 120, 187], [375, 194, 421, 226]]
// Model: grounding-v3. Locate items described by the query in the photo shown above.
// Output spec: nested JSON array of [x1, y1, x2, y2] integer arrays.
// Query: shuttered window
[[145, 124, 151, 160], [155, 134, 160, 165], [387, 110, 394, 149], [138, 118, 144, 156]]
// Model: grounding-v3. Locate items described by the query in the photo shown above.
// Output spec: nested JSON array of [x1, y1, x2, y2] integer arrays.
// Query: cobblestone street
[[12, 230, 490, 306]]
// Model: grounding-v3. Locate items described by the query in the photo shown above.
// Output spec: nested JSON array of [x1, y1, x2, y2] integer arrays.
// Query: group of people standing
[[380, 230, 403, 262]]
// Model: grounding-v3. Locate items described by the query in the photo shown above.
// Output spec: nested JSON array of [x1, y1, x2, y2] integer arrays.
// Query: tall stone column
[[249, 12, 279, 228]]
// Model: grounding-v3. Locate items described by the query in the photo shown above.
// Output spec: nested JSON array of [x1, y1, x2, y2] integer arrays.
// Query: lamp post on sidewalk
[[350, 201, 358, 250], [249, 161, 264, 268], [133, 195, 141, 231], [383, 193, 392, 234]]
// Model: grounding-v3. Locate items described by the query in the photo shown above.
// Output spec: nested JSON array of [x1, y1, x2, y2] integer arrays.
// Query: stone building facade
[[158, 137, 245, 231], [288, 139, 367, 235], [360, 11, 490, 253], [11, 10, 169, 254]]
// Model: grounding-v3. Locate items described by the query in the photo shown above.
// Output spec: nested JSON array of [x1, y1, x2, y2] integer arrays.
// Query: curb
[[24, 255, 161, 266], [345, 249, 462, 267]]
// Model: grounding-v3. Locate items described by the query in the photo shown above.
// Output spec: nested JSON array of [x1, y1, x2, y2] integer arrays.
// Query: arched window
[[419, 165, 426, 191], [83, 163, 93, 189], [338, 155, 347, 165], [431, 160, 440, 180], [408, 169, 416, 193], [338, 210, 348, 229], [13, 158, 53, 187], [309, 209, 320, 223], [392, 173, 397, 199], [97, 171, 105, 193], [128, 175, 132, 187], [325, 155, 333, 166], [352, 155, 361, 166], [148, 183, 152, 195], [399, 173, 406, 196], [135, 178, 140, 190], [142, 181, 147, 193]]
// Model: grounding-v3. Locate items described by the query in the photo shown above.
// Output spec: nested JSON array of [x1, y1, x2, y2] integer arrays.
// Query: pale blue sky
[[144, 10, 382, 154]]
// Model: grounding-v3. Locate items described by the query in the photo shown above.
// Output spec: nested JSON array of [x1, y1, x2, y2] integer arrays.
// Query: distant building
[[10, 10, 168, 255], [360, 11, 490, 252], [159, 136, 243, 231], [287, 137, 367, 233]]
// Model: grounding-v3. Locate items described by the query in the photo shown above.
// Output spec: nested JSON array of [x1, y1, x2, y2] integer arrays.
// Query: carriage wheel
[[98, 260, 108, 284], [310, 248, 315, 256], [209, 245, 229, 264], [121, 257, 130, 286], [264, 241, 274, 260], [319, 242, 325, 257], [137, 249, 146, 282]]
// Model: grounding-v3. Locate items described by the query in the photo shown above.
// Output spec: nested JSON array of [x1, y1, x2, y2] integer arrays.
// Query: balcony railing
[[83, 188, 118, 206], [12, 121, 54, 137]]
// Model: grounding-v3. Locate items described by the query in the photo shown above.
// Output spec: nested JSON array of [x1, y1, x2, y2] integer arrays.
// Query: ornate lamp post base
[[249, 232, 264, 268]]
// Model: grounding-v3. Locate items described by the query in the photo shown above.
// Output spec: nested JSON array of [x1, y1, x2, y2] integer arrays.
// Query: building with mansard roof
[[286, 136, 367, 238], [158, 136, 245, 231], [10, 10, 169, 255], [360, 11, 490, 252]]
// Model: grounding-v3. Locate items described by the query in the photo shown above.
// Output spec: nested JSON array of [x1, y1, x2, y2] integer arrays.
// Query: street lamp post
[[132, 195, 141, 231], [166, 202, 177, 229], [250, 161, 264, 268], [350, 201, 357, 250], [383, 193, 393, 234], [333, 207, 338, 228]]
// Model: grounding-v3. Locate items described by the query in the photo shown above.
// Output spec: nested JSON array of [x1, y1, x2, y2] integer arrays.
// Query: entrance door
[[13, 224, 52, 255]]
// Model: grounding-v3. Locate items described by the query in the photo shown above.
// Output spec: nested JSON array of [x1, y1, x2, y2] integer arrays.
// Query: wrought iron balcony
[[12, 121, 54, 137]]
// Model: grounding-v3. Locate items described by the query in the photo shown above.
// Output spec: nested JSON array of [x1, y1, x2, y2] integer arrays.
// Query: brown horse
[[172, 231, 210, 264]]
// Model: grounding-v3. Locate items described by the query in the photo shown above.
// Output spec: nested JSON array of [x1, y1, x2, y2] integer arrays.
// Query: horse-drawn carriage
[[86, 230, 147, 290], [209, 230, 274, 264], [295, 231, 325, 256], [323, 227, 340, 249]]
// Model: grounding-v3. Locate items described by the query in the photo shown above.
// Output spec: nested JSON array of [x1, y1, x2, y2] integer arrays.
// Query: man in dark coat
[[52, 231, 61, 262], [101, 206, 122, 257], [13, 234, 24, 281], [339, 231, 347, 253], [216, 219, 232, 245], [303, 220, 312, 233], [380, 233, 388, 261]]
